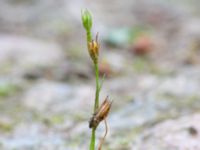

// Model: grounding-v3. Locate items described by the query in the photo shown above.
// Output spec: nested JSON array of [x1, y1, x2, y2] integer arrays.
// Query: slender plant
[[81, 9, 100, 150], [81, 9, 112, 150]]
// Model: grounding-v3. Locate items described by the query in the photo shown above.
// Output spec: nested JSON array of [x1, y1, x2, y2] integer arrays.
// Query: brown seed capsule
[[89, 96, 112, 129]]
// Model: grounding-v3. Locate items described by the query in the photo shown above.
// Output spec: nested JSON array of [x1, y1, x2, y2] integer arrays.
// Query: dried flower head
[[88, 33, 100, 63], [89, 96, 112, 129]]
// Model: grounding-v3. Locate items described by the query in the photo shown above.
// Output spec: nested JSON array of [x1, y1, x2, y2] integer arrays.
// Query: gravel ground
[[0, 0, 200, 150]]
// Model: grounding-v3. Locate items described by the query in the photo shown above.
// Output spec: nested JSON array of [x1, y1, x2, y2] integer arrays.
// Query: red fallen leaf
[[99, 61, 112, 77], [131, 36, 153, 55]]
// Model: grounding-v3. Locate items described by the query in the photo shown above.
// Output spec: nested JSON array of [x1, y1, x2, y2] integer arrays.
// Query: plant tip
[[81, 9, 93, 32]]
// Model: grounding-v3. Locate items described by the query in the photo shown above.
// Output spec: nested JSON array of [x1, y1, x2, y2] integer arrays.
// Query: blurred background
[[0, 0, 200, 149]]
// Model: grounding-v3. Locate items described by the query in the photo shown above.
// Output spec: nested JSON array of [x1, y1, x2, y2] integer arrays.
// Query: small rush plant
[[81, 9, 112, 150]]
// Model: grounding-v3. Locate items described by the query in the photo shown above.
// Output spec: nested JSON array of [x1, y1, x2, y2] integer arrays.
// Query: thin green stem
[[90, 128, 96, 150], [89, 62, 100, 150], [94, 62, 100, 111], [87, 31, 92, 43]]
